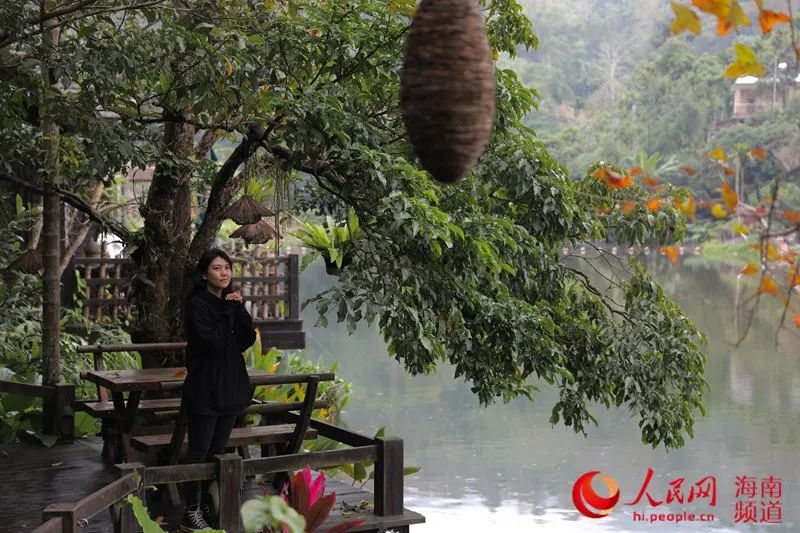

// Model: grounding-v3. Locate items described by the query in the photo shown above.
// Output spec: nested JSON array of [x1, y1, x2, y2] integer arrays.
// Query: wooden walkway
[[0, 439, 115, 532], [0, 438, 424, 532]]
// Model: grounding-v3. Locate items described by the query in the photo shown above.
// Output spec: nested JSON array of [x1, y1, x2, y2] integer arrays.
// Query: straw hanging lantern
[[8, 248, 42, 273], [229, 219, 282, 245], [222, 195, 273, 225], [400, 0, 496, 184]]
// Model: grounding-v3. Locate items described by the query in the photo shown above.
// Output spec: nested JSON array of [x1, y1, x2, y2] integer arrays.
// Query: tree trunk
[[40, 16, 62, 387], [132, 120, 196, 368], [187, 125, 265, 266], [132, 121, 269, 368]]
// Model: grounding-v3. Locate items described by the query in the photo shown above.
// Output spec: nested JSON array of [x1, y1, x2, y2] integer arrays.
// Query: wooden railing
[[64, 254, 304, 349], [33, 430, 407, 533], [65, 254, 300, 323], [0, 380, 75, 442]]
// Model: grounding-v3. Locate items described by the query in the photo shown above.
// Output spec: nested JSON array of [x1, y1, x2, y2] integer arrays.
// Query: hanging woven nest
[[400, 0, 496, 184], [8, 248, 42, 273], [223, 195, 274, 225], [229, 219, 282, 245]]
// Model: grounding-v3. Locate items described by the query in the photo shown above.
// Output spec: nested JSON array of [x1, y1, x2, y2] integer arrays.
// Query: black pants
[[184, 413, 238, 507]]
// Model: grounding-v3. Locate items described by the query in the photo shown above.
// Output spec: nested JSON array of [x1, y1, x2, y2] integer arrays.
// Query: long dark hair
[[182, 248, 235, 339], [192, 248, 235, 297]]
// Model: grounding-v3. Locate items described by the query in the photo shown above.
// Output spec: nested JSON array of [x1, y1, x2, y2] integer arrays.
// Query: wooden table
[[81, 367, 333, 463]]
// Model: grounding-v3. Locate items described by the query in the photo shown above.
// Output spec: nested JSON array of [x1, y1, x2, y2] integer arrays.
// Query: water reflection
[[300, 257, 799, 531]]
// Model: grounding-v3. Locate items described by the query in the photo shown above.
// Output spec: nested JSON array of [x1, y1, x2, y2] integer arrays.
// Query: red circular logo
[[572, 471, 620, 518]]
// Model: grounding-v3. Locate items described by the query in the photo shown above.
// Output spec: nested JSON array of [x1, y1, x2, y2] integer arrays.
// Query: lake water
[[299, 254, 800, 532]]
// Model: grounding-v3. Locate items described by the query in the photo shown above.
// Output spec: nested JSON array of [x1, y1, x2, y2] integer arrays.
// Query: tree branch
[[0, 171, 132, 242], [28, 0, 100, 25], [0, 0, 168, 49], [59, 180, 104, 274], [187, 124, 267, 265], [566, 266, 631, 320]]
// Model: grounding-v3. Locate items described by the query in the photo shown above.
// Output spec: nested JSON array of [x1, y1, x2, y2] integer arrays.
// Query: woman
[[180, 248, 257, 532]]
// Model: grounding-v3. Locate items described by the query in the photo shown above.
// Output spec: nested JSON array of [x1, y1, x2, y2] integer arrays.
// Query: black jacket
[[182, 289, 258, 415]]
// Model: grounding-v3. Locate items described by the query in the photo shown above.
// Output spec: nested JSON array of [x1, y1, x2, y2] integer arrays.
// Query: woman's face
[[204, 256, 232, 292]]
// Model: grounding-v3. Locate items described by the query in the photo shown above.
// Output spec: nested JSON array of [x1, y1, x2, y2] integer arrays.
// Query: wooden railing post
[[288, 254, 299, 320], [42, 384, 75, 441], [374, 437, 404, 516], [216, 453, 243, 532], [42, 503, 79, 533], [115, 463, 145, 533]]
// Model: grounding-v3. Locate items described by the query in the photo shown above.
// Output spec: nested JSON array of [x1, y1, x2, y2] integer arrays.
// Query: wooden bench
[[76, 343, 335, 470], [131, 424, 319, 453], [78, 397, 181, 416], [151, 373, 332, 469]]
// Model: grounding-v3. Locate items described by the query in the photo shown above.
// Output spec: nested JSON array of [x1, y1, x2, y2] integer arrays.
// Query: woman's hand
[[225, 291, 243, 303]]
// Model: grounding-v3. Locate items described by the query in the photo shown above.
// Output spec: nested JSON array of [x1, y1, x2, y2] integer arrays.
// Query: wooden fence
[[0, 380, 75, 442], [33, 431, 414, 533], [64, 254, 304, 349]]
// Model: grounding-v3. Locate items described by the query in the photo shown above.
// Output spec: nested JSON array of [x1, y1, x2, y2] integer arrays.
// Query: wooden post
[[42, 383, 75, 441], [115, 463, 144, 533], [216, 453, 243, 533], [42, 503, 78, 533], [288, 254, 299, 320], [374, 437, 404, 516], [57, 384, 75, 442]]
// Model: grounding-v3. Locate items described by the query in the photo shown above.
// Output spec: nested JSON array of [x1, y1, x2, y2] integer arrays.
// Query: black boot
[[179, 504, 211, 532]]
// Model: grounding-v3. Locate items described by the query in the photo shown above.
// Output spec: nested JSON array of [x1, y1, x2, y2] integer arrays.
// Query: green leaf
[[353, 462, 367, 482], [403, 466, 421, 476], [126, 495, 169, 533], [34, 432, 58, 447], [241, 496, 305, 533]]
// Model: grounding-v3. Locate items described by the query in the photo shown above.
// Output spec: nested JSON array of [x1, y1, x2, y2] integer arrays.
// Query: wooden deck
[[0, 439, 115, 532], [0, 438, 424, 532]]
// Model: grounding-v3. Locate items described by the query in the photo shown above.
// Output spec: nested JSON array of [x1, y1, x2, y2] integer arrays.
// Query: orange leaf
[[757, 276, 780, 296], [592, 166, 633, 189], [724, 42, 766, 78], [707, 146, 728, 160], [670, 1, 702, 35], [647, 198, 662, 212], [629, 166, 643, 176], [173, 369, 187, 378], [750, 146, 766, 160], [692, 0, 730, 17], [682, 195, 696, 221], [672, 196, 696, 221], [793, 315, 800, 328], [766, 243, 781, 261], [782, 210, 800, 225], [716, 0, 750, 36], [723, 166, 735, 176], [621, 200, 636, 216], [720, 180, 738, 211], [660, 246, 679, 263], [788, 269, 800, 287], [643, 176, 660, 188], [758, 7, 790, 34], [711, 203, 728, 219], [739, 262, 758, 276], [680, 166, 697, 176], [783, 250, 797, 265]]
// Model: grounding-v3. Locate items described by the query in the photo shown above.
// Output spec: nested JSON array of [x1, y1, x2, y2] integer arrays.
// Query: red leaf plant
[[278, 466, 365, 533]]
